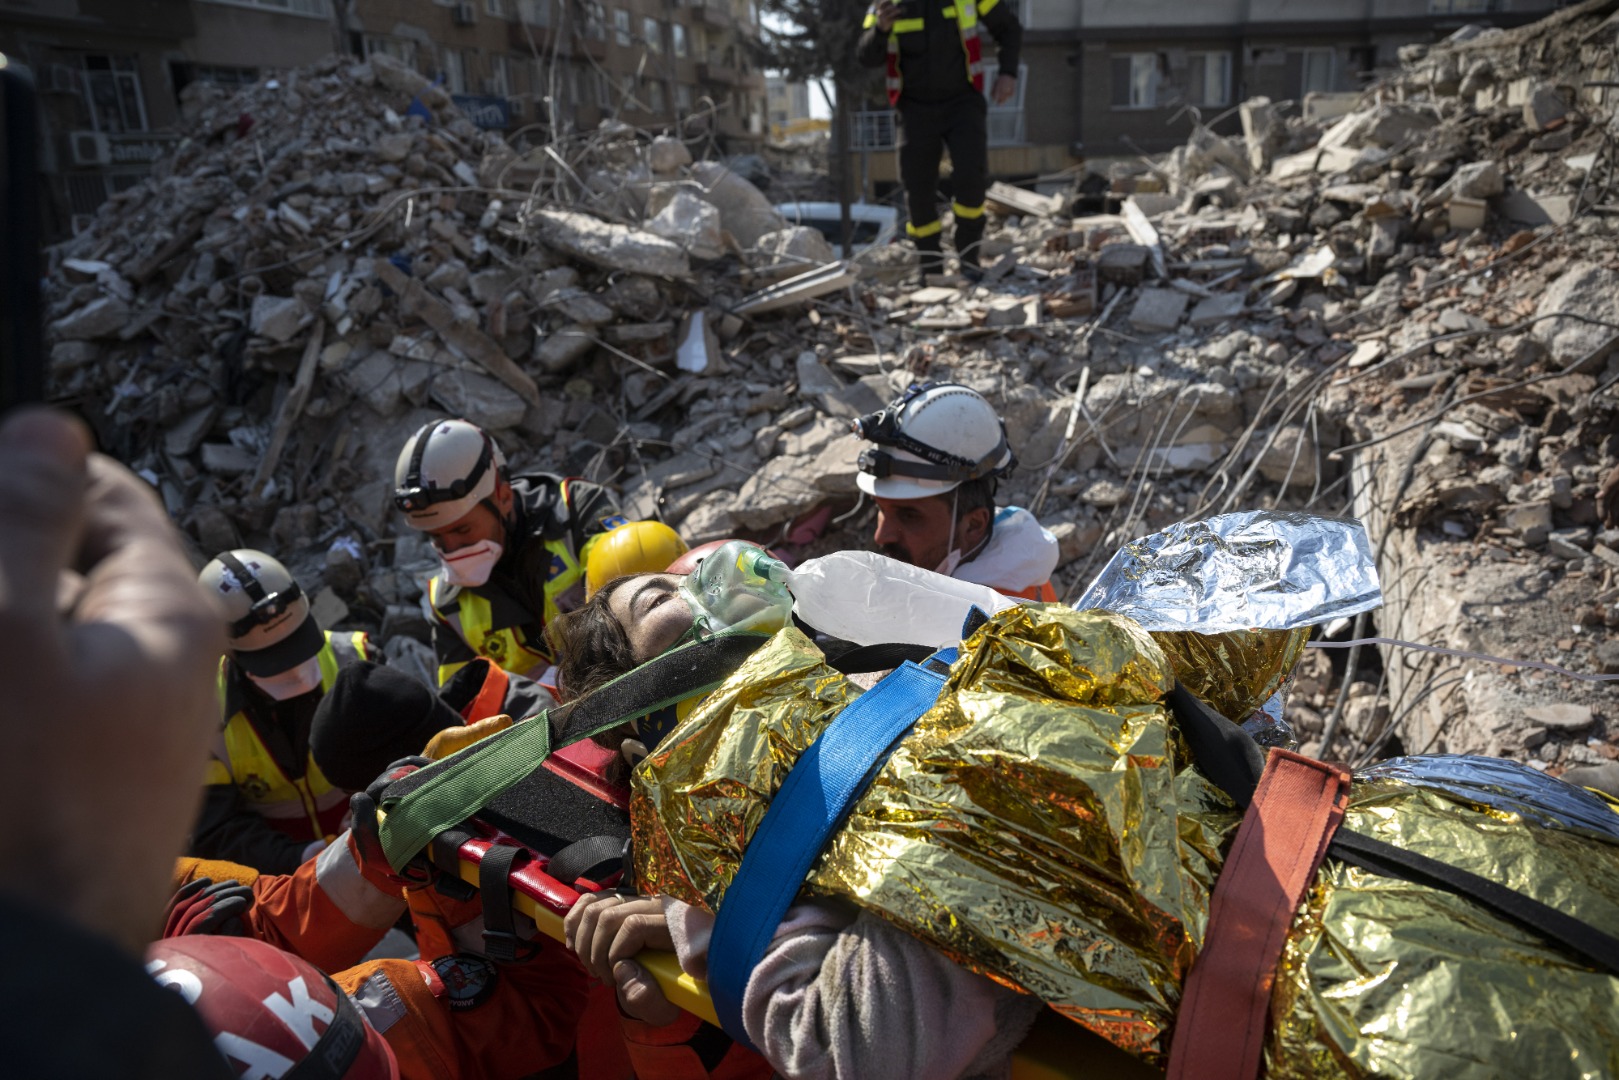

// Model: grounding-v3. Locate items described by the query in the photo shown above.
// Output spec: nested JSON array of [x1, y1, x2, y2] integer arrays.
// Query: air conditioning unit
[[44, 64, 81, 95], [69, 131, 111, 168], [452, 1, 478, 25]]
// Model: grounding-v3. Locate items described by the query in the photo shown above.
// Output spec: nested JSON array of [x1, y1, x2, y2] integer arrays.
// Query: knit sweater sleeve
[[664, 896, 1043, 1080]]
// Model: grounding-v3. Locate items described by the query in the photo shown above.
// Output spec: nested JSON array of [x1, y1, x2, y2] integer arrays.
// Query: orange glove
[[422, 713, 514, 760]]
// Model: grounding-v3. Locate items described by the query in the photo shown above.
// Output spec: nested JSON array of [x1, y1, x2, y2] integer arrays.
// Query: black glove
[[162, 877, 255, 938], [349, 756, 436, 891]]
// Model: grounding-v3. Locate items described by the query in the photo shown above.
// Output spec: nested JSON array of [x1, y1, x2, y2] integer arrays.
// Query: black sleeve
[[0, 895, 235, 1080], [432, 617, 478, 677], [187, 783, 309, 876], [857, 24, 889, 69], [980, 0, 1022, 78], [563, 478, 621, 551]]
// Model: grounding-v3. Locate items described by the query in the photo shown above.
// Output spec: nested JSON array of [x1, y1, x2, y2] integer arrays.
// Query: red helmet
[[665, 539, 790, 576], [146, 937, 398, 1080]]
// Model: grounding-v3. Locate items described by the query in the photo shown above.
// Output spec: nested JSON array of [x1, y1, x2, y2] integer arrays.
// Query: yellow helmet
[[585, 520, 689, 597]]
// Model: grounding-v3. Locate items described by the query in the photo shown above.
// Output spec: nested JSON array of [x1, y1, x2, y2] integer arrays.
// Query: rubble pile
[[42, 0, 1619, 787]]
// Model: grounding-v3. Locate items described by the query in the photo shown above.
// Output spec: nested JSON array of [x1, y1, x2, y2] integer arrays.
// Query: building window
[[1110, 52, 1165, 109], [614, 9, 631, 45], [672, 23, 689, 58], [596, 69, 613, 108], [198, 0, 331, 15], [676, 83, 694, 111], [1296, 48, 1335, 95], [644, 17, 664, 53], [1430, 0, 1494, 11], [984, 62, 1026, 144], [492, 56, 512, 96], [621, 73, 638, 108], [485, 0, 505, 15], [647, 79, 666, 112], [517, 0, 551, 24], [80, 55, 148, 134], [1187, 51, 1231, 107], [441, 49, 468, 94]]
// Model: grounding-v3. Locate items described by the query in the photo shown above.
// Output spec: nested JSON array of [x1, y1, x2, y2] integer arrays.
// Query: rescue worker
[[857, 0, 1023, 277], [192, 548, 373, 874], [393, 417, 620, 688], [150, 934, 581, 1080], [851, 382, 1059, 600]]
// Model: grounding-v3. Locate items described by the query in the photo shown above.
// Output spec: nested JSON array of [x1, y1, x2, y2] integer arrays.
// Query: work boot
[[954, 216, 986, 280], [913, 232, 944, 282]]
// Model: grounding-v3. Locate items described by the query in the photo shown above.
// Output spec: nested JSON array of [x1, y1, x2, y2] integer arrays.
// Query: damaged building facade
[[0, 0, 766, 237]]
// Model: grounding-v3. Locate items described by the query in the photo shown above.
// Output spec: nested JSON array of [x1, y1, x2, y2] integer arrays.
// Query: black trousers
[[896, 90, 989, 239]]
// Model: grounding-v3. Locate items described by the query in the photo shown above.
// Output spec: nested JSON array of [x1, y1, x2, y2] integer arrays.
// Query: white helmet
[[393, 418, 507, 530], [198, 549, 324, 677], [852, 382, 1015, 501]]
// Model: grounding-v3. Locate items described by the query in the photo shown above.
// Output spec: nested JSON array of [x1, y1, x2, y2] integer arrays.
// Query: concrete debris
[[43, 0, 1619, 781]]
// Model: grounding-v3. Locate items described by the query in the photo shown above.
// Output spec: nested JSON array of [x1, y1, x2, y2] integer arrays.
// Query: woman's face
[[607, 573, 694, 661]]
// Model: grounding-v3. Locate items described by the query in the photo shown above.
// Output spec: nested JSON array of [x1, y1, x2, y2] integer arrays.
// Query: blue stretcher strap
[[706, 653, 953, 1046]]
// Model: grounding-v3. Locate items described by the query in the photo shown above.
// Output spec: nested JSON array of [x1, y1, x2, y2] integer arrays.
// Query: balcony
[[507, 20, 557, 50], [691, 0, 732, 29], [698, 59, 741, 86]]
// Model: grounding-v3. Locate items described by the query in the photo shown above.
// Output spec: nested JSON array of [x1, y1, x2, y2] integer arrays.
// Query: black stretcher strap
[[545, 834, 629, 888], [1328, 827, 1619, 977], [479, 844, 539, 963], [829, 642, 936, 675]]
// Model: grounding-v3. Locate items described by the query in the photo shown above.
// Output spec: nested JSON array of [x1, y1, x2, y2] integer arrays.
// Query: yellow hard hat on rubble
[[585, 520, 689, 597]]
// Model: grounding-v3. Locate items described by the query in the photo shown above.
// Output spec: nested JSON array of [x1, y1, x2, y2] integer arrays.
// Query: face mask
[[676, 540, 794, 642], [933, 488, 964, 577], [248, 656, 324, 701], [440, 539, 503, 587]]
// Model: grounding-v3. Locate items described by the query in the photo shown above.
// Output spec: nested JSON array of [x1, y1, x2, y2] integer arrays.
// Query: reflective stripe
[[862, 11, 877, 26], [205, 759, 232, 785], [539, 536, 583, 624], [907, 218, 944, 238], [349, 971, 409, 1036], [952, 201, 987, 219], [978, 0, 1000, 12], [891, 17, 923, 32], [315, 835, 407, 930]]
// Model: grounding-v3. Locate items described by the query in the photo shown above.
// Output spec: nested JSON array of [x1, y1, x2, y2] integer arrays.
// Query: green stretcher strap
[[376, 630, 771, 873]]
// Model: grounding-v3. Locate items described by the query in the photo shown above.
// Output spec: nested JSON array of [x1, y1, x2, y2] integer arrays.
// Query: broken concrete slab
[[50, 295, 130, 340], [531, 209, 691, 279], [1533, 262, 1619, 364], [1187, 293, 1245, 328], [646, 190, 724, 262], [1523, 84, 1570, 132], [1500, 189, 1576, 226], [428, 369, 530, 431], [1128, 288, 1190, 333], [690, 161, 788, 249], [1522, 702, 1594, 731], [734, 261, 858, 317]]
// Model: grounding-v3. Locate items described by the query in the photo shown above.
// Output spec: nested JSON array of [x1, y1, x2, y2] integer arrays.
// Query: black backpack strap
[[479, 844, 540, 963], [1166, 682, 1265, 809]]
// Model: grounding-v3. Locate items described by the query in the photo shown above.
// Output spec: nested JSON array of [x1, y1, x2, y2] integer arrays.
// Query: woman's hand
[[564, 891, 682, 1025]]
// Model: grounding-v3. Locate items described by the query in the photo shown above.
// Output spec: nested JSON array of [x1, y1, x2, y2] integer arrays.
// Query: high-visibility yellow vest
[[863, 0, 993, 106], [205, 631, 370, 841]]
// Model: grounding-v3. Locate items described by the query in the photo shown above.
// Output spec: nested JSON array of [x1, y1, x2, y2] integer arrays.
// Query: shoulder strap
[[707, 649, 956, 1048], [1167, 749, 1350, 1080]]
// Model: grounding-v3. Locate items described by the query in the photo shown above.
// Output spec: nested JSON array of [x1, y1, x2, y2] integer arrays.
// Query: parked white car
[[772, 201, 900, 258]]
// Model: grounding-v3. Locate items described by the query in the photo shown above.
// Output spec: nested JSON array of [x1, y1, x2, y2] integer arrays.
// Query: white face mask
[[248, 656, 324, 701], [440, 538, 504, 587]]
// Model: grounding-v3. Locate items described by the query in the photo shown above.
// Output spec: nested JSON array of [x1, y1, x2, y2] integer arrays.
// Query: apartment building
[[766, 72, 824, 141], [850, 0, 1558, 192], [1, 0, 765, 235]]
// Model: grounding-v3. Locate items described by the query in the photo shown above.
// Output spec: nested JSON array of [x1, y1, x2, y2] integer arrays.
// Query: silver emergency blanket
[[1075, 510, 1382, 633]]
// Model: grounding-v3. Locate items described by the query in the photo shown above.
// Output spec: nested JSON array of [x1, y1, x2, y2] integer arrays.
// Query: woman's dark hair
[[548, 576, 641, 702]]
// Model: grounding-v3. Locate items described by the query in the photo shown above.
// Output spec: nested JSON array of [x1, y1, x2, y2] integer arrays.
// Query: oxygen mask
[[677, 540, 794, 640]]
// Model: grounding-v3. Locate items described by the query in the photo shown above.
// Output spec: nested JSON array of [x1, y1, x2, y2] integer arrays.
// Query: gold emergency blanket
[[632, 605, 1619, 1074]]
